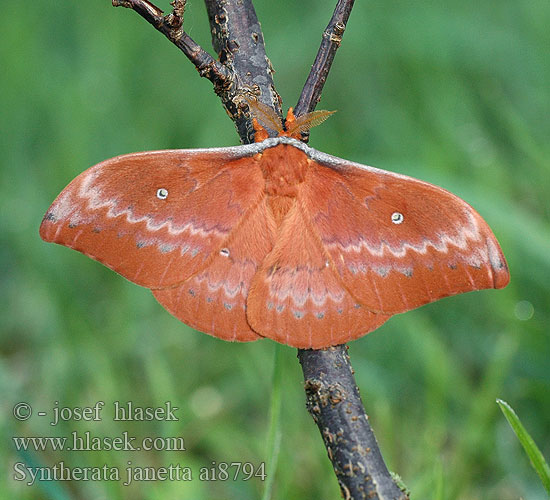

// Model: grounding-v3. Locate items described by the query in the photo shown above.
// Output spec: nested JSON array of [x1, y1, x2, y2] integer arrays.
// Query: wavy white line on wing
[[326, 211, 484, 260], [74, 166, 230, 239]]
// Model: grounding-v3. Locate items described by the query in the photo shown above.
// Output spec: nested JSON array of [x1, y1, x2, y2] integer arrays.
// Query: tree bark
[[299, 346, 408, 499], [203, 0, 283, 142]]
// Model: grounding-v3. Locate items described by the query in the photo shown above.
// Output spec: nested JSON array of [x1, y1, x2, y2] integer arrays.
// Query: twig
[[298, 346, 408, 499], [112, 0, 231, 94], [293, 1, 408, 497], [113, 0, 282, 142], [294, 0, 355, 117]]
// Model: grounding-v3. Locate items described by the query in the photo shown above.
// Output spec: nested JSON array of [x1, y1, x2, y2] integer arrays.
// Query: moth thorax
[[261, 144, 308, 198]]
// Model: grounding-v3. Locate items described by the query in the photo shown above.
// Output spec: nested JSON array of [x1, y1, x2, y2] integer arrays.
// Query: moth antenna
[[286, 109, 337, 137], [242, 95, 284, 136]]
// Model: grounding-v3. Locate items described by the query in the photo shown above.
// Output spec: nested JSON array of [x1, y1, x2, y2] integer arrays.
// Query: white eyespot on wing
[[219, 248, 230, 257], [156, 188, 169, 200], [391, 212, 404, 224]]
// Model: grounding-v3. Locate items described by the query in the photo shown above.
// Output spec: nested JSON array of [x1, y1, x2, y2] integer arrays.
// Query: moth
[[40, 105, 509, 348]]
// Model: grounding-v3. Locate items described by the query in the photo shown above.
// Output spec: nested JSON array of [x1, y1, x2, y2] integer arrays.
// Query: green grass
[[261, 344, 283, 500], [1, 1, 549, 499], [497, 399, 550, 495]]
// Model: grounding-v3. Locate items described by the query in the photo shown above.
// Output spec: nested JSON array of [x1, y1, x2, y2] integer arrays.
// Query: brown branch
[[112, 0, 231, 93], [294, 2, 409, 497], [203, 0, 282, 143], [294, 0, 355, 117], [299, 346, 409, 499], [113, 0, 283, 142]]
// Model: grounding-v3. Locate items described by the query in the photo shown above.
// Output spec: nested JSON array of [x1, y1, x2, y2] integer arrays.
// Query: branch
[[294, 0, 355, 117], [113, 0, 281, 143], [112, 0, 232, 91], [203, 0, 282, 142], [298, 346, 408, 499], [293, 1, 408, 498]]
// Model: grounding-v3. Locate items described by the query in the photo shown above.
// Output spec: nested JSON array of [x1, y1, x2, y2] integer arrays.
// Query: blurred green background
[[1, 0, 549, 499]]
